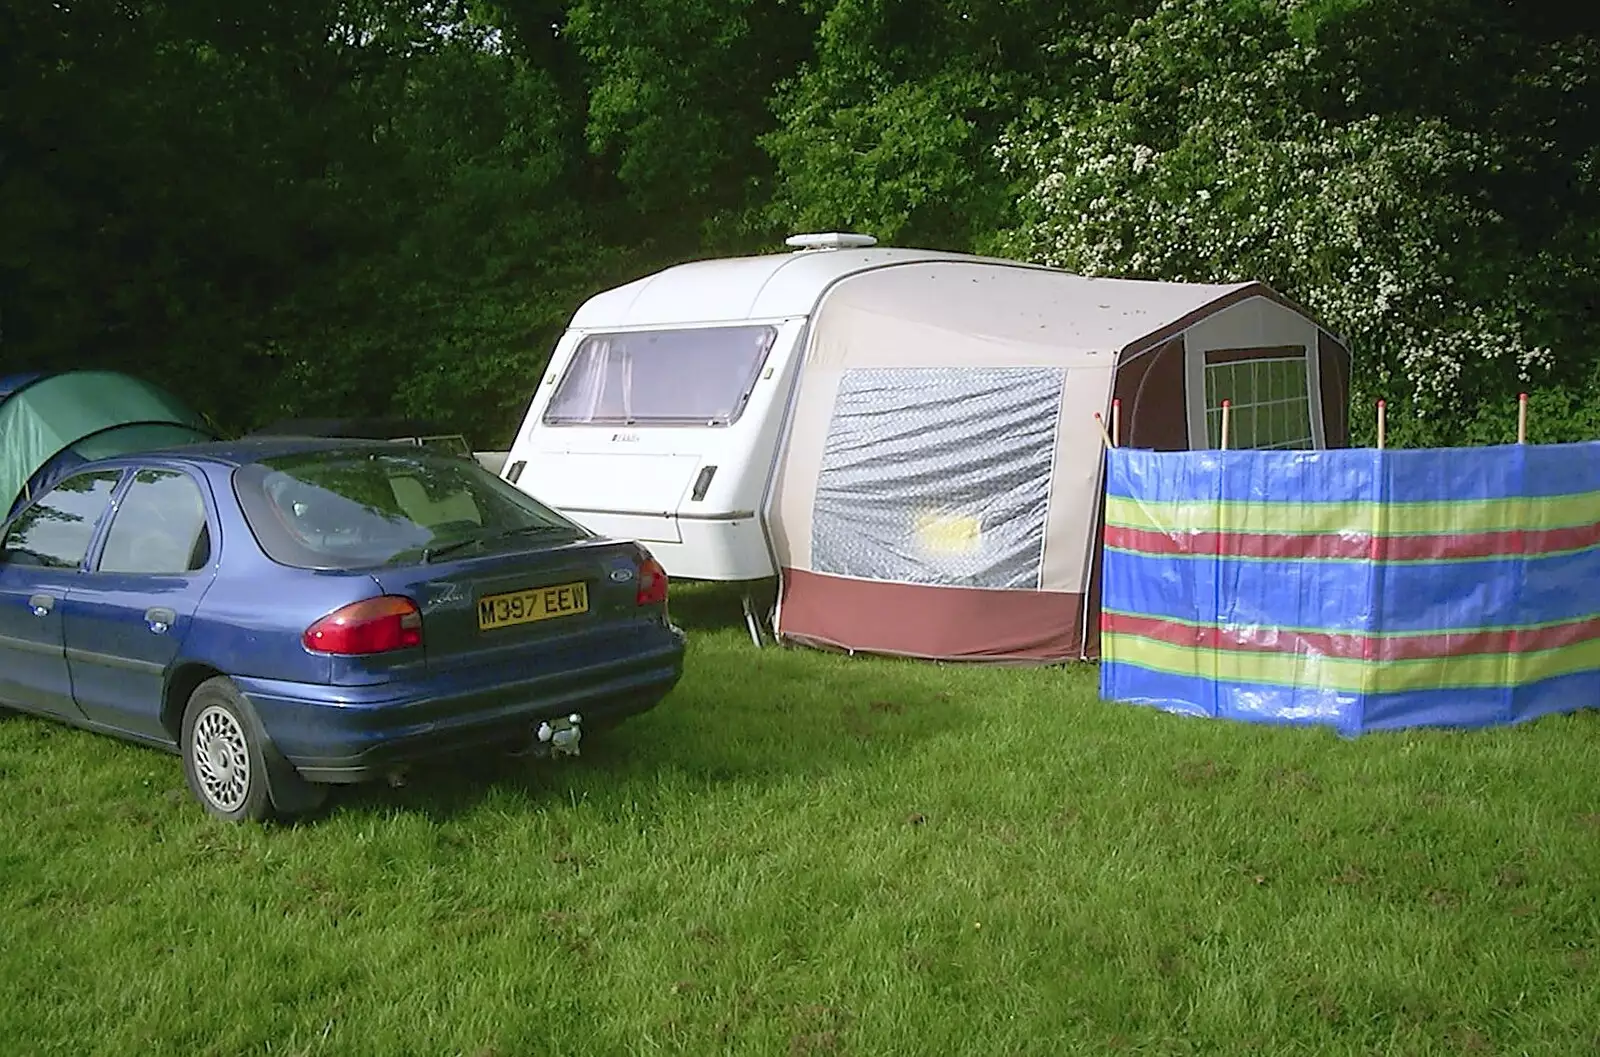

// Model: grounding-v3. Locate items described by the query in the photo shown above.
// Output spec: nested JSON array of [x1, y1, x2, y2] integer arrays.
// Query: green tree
[[994, 0, 1600, 444], [564, 0, 817, 247], [760, 0, 1150, 248]]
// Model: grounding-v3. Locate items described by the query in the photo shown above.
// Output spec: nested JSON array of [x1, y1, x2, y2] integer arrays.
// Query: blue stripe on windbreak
[[1102, 548, 1600, 633], [1360, 668, 1600, 731], [1100, 662, 1363, 736], [1105, 448, 1379, 504], [1105, 442, 1600, 505], [1100, 663, 1600, 736]]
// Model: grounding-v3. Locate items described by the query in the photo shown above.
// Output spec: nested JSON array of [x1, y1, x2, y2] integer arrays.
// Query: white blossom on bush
[[993, 0, 1561, 421]]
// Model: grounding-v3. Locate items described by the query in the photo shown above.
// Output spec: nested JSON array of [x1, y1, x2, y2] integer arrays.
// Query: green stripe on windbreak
[[1101, 542, 1598, 566], [1105, 491, 1600, 537], [1102, 632, 1600, 694]]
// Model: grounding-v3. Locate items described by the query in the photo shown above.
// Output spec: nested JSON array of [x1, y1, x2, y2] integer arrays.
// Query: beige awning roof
[[811, 261, 1253, 355]]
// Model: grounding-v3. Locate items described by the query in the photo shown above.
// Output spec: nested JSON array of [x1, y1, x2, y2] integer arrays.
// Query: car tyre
[[181, 676, 275, 823]]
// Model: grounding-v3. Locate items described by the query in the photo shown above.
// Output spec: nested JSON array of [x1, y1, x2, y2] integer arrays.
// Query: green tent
[[0, 371, 216, 518]]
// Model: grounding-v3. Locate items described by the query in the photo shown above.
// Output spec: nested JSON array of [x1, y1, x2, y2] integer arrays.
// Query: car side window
[[0, 470, 125, 570], [97, 469, 213, 575]]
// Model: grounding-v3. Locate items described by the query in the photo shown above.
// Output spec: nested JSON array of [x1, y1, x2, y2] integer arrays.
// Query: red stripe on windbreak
[[1105, 523, 1600, 562], [1105, 611, 1600, 663]]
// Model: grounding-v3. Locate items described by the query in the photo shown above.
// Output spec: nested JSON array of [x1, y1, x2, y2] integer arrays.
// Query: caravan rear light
[[303, 596, 423, 654], [636, 556, 669, 606]]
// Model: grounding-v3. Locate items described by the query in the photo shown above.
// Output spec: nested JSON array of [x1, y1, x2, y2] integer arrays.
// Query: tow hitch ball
[[537, 714, 583, 758]]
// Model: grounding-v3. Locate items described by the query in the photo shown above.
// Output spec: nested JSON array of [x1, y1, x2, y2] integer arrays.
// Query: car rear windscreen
[[234, 449, 586, 570]]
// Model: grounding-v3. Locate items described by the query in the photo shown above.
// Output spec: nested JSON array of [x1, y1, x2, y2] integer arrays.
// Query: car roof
[[97, 436, 438, 468]]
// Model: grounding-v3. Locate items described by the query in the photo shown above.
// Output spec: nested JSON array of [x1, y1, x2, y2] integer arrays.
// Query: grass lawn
[[2, 585, 1597, 1056]]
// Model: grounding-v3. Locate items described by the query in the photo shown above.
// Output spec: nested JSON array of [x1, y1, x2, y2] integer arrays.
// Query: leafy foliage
[[993, 0, 1600, 444], [1, 0, 1595, 447], [565, 0, 816, 233], [761, 0, 1137, 248]]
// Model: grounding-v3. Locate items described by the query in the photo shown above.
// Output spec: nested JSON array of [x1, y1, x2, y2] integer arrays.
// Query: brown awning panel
[[777, 568, 1084, 663]]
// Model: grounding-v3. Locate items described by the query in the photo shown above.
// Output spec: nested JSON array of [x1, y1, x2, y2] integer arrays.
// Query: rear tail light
[[303, 596, 423, 655], [636, 554, 669, 606]]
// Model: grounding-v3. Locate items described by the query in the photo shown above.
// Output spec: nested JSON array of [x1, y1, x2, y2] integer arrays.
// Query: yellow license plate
[[477, 582, 589, 631]]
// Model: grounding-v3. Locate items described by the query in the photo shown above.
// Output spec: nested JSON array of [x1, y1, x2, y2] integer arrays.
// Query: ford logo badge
[[609, 568, 634, 582]]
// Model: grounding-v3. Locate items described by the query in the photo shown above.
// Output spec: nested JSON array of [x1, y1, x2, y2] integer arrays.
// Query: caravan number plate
[[478, 582, 589, 631]]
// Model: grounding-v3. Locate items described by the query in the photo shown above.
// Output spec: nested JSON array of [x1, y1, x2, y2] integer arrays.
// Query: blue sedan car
[[0, 438, 686, 822]]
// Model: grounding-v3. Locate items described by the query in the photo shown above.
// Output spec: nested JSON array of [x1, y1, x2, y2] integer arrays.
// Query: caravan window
[[543, 325, 778, 426]]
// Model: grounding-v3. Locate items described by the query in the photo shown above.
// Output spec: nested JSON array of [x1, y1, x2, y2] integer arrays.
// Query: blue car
[[0, 438, 686, 822]]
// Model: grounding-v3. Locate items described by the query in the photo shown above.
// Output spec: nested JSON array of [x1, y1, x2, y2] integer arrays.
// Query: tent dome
[[0, 370, 216, 517]]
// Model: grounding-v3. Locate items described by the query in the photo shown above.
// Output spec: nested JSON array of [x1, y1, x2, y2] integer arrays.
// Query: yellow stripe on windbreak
[[1105, 491, 1600, 538], [1103, 632, 1600, 694]]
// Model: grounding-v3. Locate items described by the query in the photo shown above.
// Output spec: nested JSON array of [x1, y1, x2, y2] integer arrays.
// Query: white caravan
[[500, 233, 976, 583]]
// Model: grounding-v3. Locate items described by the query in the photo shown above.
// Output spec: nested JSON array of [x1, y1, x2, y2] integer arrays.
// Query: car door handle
[[28, 594, 54, 617], [145, 607, 176, 634]]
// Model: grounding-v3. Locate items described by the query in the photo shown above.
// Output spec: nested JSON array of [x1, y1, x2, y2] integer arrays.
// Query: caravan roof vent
[[785, 232, 878, 251]]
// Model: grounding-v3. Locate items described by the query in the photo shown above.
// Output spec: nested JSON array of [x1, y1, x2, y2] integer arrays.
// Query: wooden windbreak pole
[[1219, 399, 1231, 450], [1111, 398, 1122, 447], [1376, 399, 1387, 450], [1517, 392, 1529, 444], [1093, 412, 1115, 448]]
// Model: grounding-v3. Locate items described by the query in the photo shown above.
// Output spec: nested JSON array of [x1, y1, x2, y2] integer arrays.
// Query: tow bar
[[536, 713, 583, 758]]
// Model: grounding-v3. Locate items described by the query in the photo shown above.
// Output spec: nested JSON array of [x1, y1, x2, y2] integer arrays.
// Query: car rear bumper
[[235, 626, 686, 783]]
